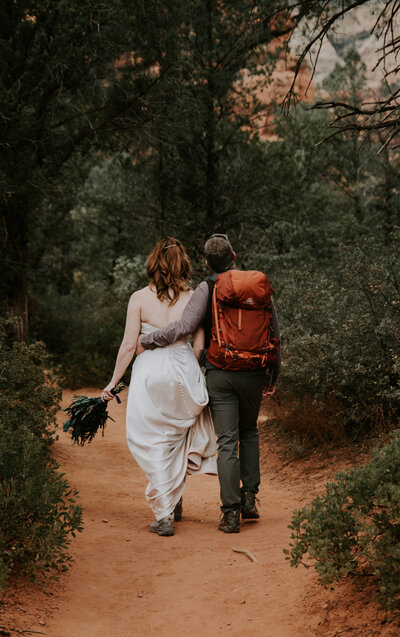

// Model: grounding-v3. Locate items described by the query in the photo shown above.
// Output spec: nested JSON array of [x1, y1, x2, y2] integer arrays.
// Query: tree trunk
[[157, 143, 167, 233], [7, 285, 29, 342], [2, 199, 30, 342], [205, 0, 216, 228]]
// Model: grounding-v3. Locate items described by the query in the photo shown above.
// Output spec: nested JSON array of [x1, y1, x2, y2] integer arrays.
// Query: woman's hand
[[101, 383, 116, 403]]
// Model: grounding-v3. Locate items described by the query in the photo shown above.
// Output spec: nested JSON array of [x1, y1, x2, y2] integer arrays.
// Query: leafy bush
[[0, 320, 83, 588], [0, 321, 61, 444], [273, 235, 400, 439], [0, 425, 83, 586], [32, 284, 126, 388], [285, 430, 400, 611], [32, 254, 148, 388]]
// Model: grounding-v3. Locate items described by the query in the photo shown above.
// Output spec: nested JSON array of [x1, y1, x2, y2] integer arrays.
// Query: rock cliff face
[[240, 41, 315, 139], [290, 2, 397, 89], [249, 2, 396, 138]]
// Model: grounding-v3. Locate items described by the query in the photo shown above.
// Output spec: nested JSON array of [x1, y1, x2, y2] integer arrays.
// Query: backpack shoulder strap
[[206, 277, 215, 296], [211, 279, 222, 348], [204, 277, 216, 348]]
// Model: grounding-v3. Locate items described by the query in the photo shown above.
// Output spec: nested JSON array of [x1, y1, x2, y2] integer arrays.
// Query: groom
[[138, 234, 281, 533]]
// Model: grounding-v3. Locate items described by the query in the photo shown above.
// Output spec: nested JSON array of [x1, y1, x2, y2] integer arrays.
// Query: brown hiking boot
[[241, 491, 260, 519], [218, 510, 240, 533]]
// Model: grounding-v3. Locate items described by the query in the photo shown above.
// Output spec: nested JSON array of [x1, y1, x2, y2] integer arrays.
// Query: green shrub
[[0, 320, 83, 589], [0, 424, 83, 587], [31, 284, 126, 388], [32, 255, 148, 388], [285, 430, 400, 611], [0, 321, 61, 444], [274, 235, 400, 438]]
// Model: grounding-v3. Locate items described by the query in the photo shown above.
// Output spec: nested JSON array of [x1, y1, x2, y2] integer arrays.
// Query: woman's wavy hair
[[146, 237, 191, 305]]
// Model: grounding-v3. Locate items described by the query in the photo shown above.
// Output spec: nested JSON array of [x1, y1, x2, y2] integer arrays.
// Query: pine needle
[[63, 382, 125, 446]]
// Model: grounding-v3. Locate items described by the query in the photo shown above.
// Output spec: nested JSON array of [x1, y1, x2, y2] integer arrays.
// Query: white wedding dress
[[126, 322, 217, 521]]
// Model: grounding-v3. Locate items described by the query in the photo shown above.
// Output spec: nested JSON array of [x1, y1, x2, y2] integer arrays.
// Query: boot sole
[[150, 526, 174, 536], [156, 529, 174, 536], [150, 522, 174, 536]]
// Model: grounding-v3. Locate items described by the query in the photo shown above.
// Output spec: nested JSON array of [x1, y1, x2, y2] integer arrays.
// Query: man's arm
[[140, 281, 209, 349]]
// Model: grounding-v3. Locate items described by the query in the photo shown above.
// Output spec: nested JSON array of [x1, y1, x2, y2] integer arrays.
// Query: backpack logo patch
[[245, 297, 254, 304]]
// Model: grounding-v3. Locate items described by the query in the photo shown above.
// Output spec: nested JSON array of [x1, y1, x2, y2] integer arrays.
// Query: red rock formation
[[238, 41, 315, 140]]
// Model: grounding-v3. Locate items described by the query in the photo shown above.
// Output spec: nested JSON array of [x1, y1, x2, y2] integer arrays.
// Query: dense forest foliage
[[1, 0, 399, 433]]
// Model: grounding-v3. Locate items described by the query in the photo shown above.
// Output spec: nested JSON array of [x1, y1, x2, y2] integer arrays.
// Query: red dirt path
[[1, 389, 399, 637]]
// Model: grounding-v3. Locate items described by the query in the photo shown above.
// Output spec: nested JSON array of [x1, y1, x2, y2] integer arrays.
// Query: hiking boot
[[241, 491, 260, 519], [218, 509, 240, 533], [149, 513, 174, 536], [174, 497, 183, 522]]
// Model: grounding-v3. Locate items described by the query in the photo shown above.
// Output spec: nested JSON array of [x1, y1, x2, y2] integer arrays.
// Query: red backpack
[[206, 270, 279, 370]]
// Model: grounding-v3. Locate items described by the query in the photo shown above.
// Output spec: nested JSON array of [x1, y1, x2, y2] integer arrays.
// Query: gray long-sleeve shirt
[[140, 280, 281, 384]]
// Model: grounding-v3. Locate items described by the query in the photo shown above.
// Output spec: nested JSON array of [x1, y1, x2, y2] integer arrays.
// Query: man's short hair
[[204, 233, 235, 273]]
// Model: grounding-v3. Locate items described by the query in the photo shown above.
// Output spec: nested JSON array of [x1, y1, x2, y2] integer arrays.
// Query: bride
[[102, 238, 217, 537]]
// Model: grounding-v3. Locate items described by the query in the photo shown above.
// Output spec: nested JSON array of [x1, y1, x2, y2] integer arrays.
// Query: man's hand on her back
[[263, 385, 276, 397], [136, 336, 145, 356]]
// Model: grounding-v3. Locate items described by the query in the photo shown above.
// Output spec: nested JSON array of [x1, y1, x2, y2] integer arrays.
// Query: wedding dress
[[126, 322, 217, 521]]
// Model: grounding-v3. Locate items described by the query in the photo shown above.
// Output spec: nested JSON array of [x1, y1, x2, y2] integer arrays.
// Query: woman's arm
[[101, 292, 141, 401], [192, 326, 205, 362]]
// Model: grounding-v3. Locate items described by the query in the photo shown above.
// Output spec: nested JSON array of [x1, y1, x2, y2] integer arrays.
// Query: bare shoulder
[[128, 286, 149, 307]]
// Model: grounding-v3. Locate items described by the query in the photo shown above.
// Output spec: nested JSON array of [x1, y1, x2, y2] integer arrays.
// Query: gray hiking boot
[[149, 513, 174, 536]]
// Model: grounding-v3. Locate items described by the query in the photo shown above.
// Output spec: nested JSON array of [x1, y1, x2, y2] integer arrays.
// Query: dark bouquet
[[63, 382, 126, 446]]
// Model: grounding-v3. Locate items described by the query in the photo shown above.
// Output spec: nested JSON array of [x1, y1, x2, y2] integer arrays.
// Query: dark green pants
[[206, 368, 266, 513]]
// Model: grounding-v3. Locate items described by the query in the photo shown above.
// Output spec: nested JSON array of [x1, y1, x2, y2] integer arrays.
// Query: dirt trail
[[2, 389, 398, 637]]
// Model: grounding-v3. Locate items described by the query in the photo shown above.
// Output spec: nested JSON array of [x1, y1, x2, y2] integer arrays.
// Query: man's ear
[[233, 252, 237, 261], [205, 260, 212, 269]]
